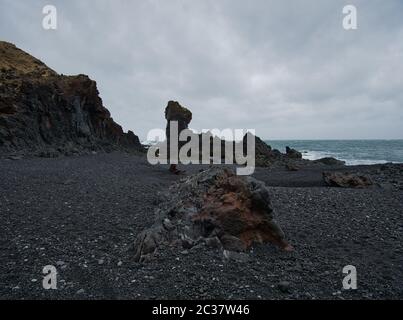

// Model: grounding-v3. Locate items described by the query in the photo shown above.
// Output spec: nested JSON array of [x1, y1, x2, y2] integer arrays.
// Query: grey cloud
[[0, 0, 402, 140]]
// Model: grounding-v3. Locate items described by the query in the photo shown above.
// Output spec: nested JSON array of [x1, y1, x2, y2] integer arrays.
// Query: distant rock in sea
[[314, 157, 346, 166], [0, 41, 144, 157]]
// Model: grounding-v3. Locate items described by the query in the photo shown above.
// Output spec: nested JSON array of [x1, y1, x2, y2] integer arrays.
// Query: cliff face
[[0, 41, 143, 156]]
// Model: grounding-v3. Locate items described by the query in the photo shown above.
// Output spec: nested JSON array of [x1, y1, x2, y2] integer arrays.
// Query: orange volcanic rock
[[133, 167, 292, 262], [195, 170, 289, 249]]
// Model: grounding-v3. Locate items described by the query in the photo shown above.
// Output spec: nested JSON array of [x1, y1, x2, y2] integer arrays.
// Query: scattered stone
[[220, 234, 245, 252], [76, 289, 85, 295], [7, 155, 23, 161], [223, 250, 250, 263], [204, 237, 222, 249], [323, 172, 373, 188], [162, 218, 174, 231], [56, 260, 65, 266], [278, 281, 291, 293], [378, 183, 395, 191], [62, 179, 75, 186], [181, 238, 195, 249]]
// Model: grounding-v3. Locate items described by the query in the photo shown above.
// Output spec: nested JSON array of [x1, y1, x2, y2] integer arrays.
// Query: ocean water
[[264, 140, 403, 165]]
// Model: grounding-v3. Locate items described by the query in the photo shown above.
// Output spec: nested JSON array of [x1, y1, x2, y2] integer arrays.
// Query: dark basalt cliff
[[0, 41, 143, 157]]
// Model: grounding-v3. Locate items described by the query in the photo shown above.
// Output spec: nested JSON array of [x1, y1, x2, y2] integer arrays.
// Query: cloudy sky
[[1, 0, 402, 140]]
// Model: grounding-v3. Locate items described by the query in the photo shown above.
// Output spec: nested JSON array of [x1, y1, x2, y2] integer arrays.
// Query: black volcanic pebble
[[0, 153, 402, 299]]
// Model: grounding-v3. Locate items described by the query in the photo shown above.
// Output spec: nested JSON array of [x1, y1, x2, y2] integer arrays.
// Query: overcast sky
[[1, 0, 402, 140]]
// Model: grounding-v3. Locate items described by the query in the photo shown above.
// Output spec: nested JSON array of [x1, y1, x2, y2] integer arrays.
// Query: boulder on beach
[[133, 167, 292, 262], [285, 163, 300, 171], [323, 171, 373, 188]]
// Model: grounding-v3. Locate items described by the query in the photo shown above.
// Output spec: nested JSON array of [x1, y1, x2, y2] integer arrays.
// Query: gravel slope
[[0, 153, 402, 299]]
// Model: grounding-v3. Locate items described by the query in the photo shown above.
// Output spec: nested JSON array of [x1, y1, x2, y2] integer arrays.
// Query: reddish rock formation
[[0, 41, 143, 156], [133, 167, 292, 262], [195, 170, 290, 248]]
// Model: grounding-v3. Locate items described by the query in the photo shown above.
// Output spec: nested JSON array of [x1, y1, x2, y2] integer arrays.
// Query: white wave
[[302, 150, 393, 166], [343, 159, 391, 166], [302, 150, 334, 161], [141, 140, 161, 146]]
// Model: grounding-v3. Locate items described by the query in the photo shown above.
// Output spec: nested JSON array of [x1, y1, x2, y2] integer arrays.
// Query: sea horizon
[[265, 139, 403, 165]]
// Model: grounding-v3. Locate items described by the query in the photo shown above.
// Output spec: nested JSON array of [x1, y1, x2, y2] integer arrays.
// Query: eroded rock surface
[[0, 41, 143, 157], [323, 171, 373, 188], [133, 167, 291, 262], [165, 100, 192, 126], [285, 146, 302, 159]]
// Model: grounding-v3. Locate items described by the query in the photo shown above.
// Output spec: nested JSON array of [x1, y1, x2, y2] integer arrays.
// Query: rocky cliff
[[0, 41, 143, 157]]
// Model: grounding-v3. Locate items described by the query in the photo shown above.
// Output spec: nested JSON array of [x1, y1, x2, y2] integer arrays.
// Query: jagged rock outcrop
[[133, 167, 292, 262], [165, 100, 192, 127], [0, 41, 143, 157], [165, 100, 192, 162], [243, 133, 284, 167], [323, 171, 373, 188], [285, 146, 302, 159], [153, 101, 345, 169], [152, 100, 305, 167]]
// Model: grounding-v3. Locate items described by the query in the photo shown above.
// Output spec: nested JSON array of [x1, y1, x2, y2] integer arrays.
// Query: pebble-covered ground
[[0, 153, 402, 299]]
